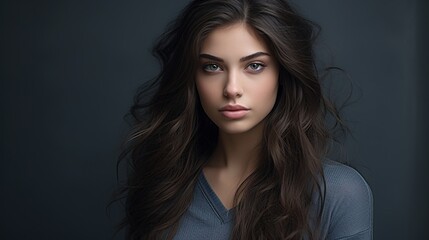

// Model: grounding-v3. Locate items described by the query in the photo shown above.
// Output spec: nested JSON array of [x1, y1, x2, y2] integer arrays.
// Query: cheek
[[196, 80, 219, 107], [260, 85, 278, 111], [252, 74, 278, 103], [260, 80, 277, 95], [267, 72, 279, 99]]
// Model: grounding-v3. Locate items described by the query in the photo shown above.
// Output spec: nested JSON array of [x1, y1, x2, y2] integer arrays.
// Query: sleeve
[[322, 162, 373, 240]]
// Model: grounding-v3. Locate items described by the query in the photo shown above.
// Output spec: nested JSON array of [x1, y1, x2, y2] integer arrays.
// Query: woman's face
[[195, 22, 279, 135]]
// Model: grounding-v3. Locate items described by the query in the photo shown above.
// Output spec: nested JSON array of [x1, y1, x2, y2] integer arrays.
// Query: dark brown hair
[[117, 0, 345, 239]]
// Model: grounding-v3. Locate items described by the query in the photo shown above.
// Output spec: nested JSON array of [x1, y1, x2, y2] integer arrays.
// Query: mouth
[[219, 104, 250, 119]]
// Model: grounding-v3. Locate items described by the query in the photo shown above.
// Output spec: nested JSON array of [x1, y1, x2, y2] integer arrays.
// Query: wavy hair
[[117, 0, 345, 239]]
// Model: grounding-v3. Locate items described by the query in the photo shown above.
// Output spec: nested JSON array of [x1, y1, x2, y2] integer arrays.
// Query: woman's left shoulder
[[322, 159, 373, 203], [317, 159, 373, 239]]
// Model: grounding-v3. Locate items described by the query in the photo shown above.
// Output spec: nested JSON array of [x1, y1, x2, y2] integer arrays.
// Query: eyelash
[[202, 63, 222, 72], [202, 62, 266, 73], [247, 63, 265, 72]]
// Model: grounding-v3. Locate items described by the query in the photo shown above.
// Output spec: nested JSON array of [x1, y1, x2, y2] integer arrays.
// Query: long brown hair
[[117, 0, 345, 239]]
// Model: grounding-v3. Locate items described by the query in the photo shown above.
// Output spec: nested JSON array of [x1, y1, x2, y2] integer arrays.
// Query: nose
[[223, 70, 243, 98]]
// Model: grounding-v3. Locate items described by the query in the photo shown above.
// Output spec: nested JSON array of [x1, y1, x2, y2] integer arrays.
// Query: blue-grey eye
[[203, 64, 221, 72], [248, 63, 264, 71]]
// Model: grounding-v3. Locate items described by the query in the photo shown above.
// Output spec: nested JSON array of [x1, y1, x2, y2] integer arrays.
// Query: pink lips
[[219, 104, 250, 119]]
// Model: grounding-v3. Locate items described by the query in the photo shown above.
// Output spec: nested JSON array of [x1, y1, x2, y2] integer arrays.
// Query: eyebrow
[[199, 52, 270, 63]]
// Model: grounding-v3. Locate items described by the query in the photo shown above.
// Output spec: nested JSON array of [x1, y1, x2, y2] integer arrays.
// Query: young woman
[[118, 0, 373, 239]]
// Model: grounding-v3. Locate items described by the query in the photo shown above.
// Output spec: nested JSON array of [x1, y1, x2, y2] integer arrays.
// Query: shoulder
[[322, 159, 372, 201], [316, 159, 373, 239]]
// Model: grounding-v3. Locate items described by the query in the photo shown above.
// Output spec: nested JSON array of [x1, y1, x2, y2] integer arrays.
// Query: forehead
[[200, 23, 270, 58]]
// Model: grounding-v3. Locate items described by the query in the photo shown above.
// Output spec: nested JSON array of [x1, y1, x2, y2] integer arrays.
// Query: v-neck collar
[[198, 170, 235, 224]]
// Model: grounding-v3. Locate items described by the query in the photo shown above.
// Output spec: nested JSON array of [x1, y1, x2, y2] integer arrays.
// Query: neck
[[207, 123, 264, 179]]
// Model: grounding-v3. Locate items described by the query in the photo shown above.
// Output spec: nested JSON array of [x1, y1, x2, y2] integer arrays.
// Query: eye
[[246, 63, 265, 72], [202, 63, 222, 72]]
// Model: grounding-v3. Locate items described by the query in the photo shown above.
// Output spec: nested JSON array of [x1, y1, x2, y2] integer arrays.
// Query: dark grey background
[[1, 0, 427, 239]]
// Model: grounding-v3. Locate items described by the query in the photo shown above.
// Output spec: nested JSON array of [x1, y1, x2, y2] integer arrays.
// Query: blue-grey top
[[172, 160, 373, 240]]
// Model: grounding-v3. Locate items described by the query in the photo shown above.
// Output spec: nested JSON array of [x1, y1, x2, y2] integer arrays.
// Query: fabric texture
[[172, 160, 373, 240]]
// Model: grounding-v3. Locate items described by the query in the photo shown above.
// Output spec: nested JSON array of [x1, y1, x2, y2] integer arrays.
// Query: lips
[[219, 104, 250, 119]]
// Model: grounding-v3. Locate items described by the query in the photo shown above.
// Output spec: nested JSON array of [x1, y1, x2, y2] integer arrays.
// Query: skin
[[195, 22, 279, 209]]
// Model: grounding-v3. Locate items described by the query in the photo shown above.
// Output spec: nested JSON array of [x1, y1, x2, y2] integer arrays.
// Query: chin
[[215, 121, 263, 135], [218, 127, 250, 135]]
